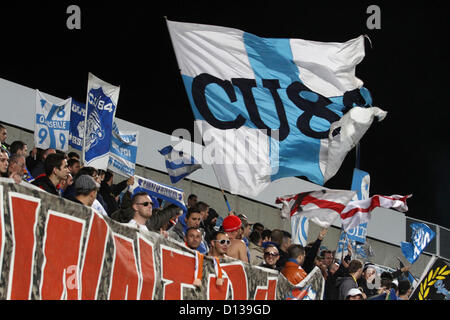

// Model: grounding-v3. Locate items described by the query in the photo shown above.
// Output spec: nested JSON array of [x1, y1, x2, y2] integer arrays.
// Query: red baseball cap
[[222, 215, 242, 232]]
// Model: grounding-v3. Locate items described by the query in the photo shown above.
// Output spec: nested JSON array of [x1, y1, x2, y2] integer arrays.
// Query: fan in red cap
[[222, 215, 242, 232]]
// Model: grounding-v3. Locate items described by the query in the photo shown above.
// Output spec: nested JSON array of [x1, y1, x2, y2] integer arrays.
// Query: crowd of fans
[[0, 124, 414, 300]]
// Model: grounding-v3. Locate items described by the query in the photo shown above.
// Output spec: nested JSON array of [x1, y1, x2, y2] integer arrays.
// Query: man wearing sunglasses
[[128, 191, 153, 232], [260, 244, 281, 271], [209, 231, 230, 259]]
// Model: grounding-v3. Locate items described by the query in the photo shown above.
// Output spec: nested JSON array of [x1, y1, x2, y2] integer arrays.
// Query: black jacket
[[31, 175, 59, 196], [99, 180, 128, 216]]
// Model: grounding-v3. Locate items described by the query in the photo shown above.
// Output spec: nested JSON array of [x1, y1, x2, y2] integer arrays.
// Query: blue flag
[[83, 73, 120, 170], [159, 145, 201, 184], [401, 222, 435, 264], [69, 99, 86, 151]]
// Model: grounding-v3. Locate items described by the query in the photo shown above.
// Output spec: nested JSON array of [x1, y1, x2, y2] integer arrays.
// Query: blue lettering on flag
[[84, 87, 116, 163]]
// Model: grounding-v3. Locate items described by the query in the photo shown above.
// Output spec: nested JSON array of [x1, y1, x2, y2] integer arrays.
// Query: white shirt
[[92, 199, 108, 217], [127, 219, 149, 232]]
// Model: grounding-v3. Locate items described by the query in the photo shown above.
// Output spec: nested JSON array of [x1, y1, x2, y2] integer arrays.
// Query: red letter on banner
[[208, 275, 229, 300], [109, 234, 139, 300], [254, 277, 278, 300], [40, 211, 85, 300], [222, 263, 248, 300], [161, 246, 195, 300], [8, 194, 40, 300], [138, 236, 156, 300], [80, 212, 108, 300]]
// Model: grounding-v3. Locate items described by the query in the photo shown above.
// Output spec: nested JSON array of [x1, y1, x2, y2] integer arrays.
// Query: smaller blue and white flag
[[130, 175, 187, 213], [108, 122, 138, 177], [35, 90, 71, 151], [401, 222, 435, 264], [291, 214, 309, 246], [159, 145, 202, 184], [69, 99, 86, 151]]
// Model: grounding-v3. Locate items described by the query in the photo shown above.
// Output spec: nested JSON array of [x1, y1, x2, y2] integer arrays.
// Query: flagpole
[[355, 142, 361, 170], [221, 189, 233, 215]]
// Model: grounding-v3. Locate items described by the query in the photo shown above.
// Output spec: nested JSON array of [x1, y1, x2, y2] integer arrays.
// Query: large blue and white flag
[[83, 73, 120, 170], [347, 168, 371, 243], [68, 99, 86, 151], [34, 90, 71, 151], [401, 222, 435, 264], [130, 175, 187, 213], [108, 122, 139, 177], [167, 19, 386, 197], [159, 145, 202, 184]]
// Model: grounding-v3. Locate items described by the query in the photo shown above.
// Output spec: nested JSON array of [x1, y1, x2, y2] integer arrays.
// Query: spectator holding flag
[[99, 170, 134, 216], [336, 259, 364, 300]]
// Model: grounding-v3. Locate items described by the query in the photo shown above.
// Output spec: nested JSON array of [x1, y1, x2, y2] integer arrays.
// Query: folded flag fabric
[[159, 145, 202, 184], [401, 222, 435, 264], [167, 19, 381, 198], [340, 194, 411, 232], [276, 189, 356, 228]]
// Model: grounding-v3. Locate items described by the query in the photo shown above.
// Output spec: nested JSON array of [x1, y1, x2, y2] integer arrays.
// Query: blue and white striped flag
[[159, 145, 202, 184], [108, 122, 138, 177], [34, 90, 71, 152], [83, 73, 119, 170], [290, 214, 309, 246], [167, 19, 385, 197]]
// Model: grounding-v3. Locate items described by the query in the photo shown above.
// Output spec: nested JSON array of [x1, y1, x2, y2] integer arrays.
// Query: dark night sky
[[0, 1, 448, 228]]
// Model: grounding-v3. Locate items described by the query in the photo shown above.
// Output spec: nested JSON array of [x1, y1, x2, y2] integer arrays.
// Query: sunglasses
[[214, 239, 231, 246], [136, 201, 153, 207], [264, 252, 279, 257]]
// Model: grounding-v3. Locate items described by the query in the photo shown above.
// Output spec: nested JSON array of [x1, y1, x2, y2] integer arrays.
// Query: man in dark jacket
[[31, 153, 69, 196], [99, 171, 134, 216], [335, 259, 364, 300]]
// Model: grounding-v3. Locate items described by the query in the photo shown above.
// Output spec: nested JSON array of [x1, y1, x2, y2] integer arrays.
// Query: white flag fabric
[[108, 122, 139, 177], [167, 19, 377, 198], [340, 194, 411, 232], [83, 73, 120, 170], [34, 90, 72, 151], [276, 189, 356, 228], [322, 106, 387, 182]]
